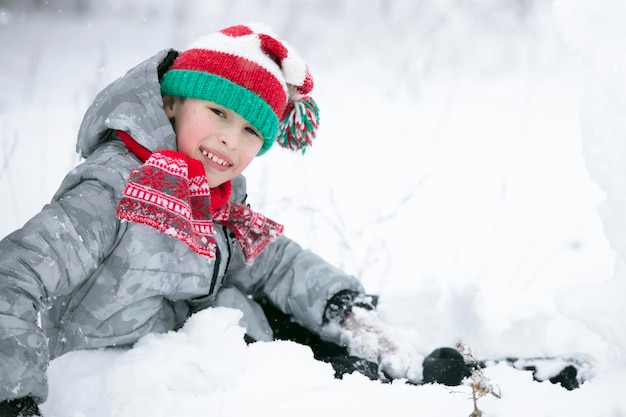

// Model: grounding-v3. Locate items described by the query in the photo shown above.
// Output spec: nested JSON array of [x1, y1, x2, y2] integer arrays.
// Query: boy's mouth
[[201, 149, 232, 167]]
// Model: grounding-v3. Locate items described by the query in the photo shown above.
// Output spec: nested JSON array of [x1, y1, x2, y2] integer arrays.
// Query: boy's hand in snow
[[339, 307, 424, 382], [321, 290, 423, 383]]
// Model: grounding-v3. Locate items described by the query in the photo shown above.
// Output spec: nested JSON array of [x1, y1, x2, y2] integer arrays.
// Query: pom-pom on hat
[[161, 23, 319, 155]]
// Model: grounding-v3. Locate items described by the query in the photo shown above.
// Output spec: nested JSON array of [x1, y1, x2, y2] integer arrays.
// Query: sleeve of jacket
[[0, 150, 126, 403], [223, 176, 365, 335]]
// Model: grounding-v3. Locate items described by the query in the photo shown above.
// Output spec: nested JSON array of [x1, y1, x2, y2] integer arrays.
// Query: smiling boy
[[0, 23, 423, 416]]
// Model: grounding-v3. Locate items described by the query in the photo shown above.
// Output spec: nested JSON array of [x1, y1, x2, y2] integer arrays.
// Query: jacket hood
[[77, 49, 176, 158]]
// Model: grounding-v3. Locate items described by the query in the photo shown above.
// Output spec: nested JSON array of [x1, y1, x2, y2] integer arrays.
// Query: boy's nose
[[219, 128, 241, 149]]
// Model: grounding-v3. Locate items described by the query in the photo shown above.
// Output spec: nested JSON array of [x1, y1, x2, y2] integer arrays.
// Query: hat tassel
[[277, 96, 320, 153]]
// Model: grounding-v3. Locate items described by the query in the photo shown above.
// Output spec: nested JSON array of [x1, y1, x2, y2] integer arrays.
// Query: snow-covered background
[[1, 0, 625, 415]]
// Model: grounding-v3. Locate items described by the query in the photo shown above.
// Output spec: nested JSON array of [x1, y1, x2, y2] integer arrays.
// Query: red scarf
[[115, 130, 283, 264]]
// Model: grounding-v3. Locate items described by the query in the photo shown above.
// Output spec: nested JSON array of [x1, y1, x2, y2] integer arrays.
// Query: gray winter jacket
[[0, 49, 364, 402]]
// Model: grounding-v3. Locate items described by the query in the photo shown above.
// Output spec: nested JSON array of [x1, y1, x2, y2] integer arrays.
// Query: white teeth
[[201, 150, 229, 166]]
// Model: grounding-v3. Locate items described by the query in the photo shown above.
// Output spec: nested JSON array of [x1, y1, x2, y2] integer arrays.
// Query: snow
[[1, 0, 626, 416]]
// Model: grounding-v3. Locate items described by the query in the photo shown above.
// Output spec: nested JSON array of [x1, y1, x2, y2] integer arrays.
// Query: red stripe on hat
[[172, 49, 287, 116], [258, 34, 289, 61], [298, 67, 314, 95], [221, 25, 254, 37]]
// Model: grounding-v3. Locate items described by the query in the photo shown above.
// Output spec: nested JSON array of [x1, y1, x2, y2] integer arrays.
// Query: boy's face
[[164, 97, 264, 188]]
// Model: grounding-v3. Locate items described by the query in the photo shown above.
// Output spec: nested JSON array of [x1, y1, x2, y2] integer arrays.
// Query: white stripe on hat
[[188, 31, 287, 92]]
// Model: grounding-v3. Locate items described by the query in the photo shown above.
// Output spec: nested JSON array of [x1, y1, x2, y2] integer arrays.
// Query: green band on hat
[[161, 69, 278, 155]]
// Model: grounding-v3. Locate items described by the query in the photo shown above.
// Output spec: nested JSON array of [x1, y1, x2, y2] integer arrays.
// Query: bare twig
[[456, 341, 501, 417]]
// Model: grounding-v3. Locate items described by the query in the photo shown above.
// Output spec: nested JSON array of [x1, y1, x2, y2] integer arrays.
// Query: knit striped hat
[[161, 23, 319, 155]]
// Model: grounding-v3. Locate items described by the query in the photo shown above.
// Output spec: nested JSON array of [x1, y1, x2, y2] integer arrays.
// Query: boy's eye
[[211, 108, 226, 118], [246, 127, 260, 137]]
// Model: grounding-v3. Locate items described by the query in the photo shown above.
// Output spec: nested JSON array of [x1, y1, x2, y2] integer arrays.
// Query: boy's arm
[[226, 234, 365, 334], [0, 172, 121, 403]]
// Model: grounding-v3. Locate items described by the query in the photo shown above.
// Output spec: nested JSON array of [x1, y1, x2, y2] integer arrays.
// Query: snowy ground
[[1, 1, 626, 416]]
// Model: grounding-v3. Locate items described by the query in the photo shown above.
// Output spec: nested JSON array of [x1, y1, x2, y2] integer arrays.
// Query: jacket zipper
[[208, 226, 232, 296], [208, 245, 221, 296]]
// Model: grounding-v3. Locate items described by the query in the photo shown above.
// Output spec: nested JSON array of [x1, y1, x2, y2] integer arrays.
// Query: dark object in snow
[[0, 396, 41, 417], [481, 356, 589, 391], [548, 365, 580, 390], [423, 347, 473, 386], [431, 348, 589, 390]]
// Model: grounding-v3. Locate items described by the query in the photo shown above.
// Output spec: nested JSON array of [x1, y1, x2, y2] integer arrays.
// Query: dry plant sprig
[[456, 341, 501, 417]]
